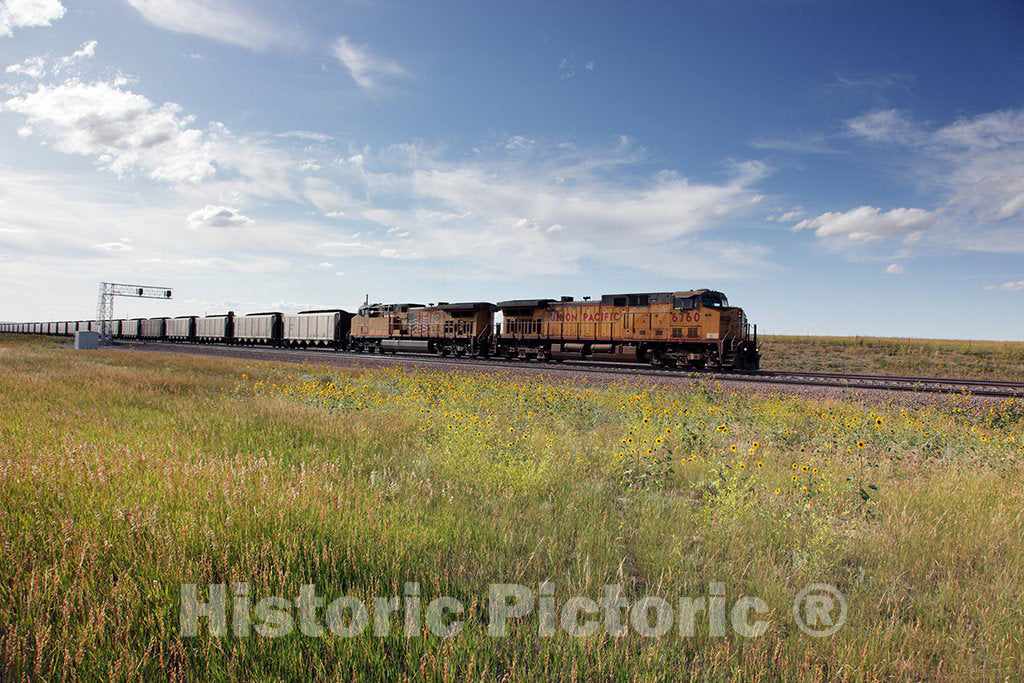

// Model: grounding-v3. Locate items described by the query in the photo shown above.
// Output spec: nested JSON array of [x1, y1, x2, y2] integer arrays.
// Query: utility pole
[[96, 282, 172, 339]]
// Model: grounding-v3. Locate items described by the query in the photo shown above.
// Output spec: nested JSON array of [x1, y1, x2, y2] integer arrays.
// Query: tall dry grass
[[1, 334, 1022, 681], [760, 335, 1024, 381]]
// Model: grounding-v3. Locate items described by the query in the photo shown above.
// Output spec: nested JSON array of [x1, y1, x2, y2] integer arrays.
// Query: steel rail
[[111, 340, 1024, 399]]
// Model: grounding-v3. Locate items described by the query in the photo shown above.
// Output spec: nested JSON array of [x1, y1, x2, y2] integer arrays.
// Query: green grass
[[1, 334, 1023, 681], [760, 334, 1024, 382]]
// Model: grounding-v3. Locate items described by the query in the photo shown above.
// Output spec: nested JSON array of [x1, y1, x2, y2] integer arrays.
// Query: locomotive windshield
[[674, 294, 729, 309]]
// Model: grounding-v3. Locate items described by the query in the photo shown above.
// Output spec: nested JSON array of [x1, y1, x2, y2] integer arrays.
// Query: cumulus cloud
[[884, 263, 905, 274], [332, 36, 406, 91], [3, 79, 217, 182], [122, 0, 287, 50], [793, 206, 937, 242], [187, 204, 253, 230], [0, 0, 65, 37], [983, 280, 1024, 292]]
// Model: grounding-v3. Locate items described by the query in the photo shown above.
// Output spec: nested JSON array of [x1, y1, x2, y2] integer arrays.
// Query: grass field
[[760, 335, 1024, 382], [1, 334, 1023, 681]]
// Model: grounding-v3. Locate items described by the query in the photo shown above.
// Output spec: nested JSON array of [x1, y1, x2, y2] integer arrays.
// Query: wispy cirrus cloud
[[122, 0, 292, 51], [771, 107, 1024, 258], [0, 0, 65, 37], [983, 279, 1024, 292], [332, 36, 407, 92], [845, 108, 1024, 221]]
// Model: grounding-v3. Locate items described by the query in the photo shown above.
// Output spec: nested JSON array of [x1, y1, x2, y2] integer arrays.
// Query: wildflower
[[791, 463, 798, 470], [757, 461, 764, 469], [738, 462, 746, 470], [811, 467, 818, 474], [857, 440, 866, 449], [801, 486, 808, 493], [774, 488, 781, 495], [665, 427, 673, 435], [729, 444, 737, 453], [717, 424, 728, 433], [752, 441, 760, 449], [875, 417, 884, 428], [801, 465, 809, 472], [791, 475, 798, 483], [642, 417, 650, 424]]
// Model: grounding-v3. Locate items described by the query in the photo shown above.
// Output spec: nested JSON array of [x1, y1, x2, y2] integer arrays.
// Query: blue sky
[[1, 0, 1022, 338]]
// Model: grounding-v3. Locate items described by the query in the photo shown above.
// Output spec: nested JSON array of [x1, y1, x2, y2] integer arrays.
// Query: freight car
[[282, 309, 353, 348], [166, 316, 195, 342], [196, 313, 234, 344], [235, 312, 281, 346], [140, 317, 167, 340], [350, 302, 496, 356], [122, 319, 141, 339]]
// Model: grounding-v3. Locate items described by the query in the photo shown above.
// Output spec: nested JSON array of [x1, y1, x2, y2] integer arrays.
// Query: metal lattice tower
[[97, 282, 173, 339]]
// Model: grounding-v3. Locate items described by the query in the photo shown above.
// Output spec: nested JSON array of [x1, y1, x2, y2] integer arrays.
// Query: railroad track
[[110, 339, 1024, 399]]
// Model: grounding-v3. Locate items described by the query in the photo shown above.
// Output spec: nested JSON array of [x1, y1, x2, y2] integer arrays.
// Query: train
[[0, 289, 760, 370]]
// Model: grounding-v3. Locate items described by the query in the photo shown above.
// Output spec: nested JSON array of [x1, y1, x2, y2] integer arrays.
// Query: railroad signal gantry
[[96, 282, 172, 339]]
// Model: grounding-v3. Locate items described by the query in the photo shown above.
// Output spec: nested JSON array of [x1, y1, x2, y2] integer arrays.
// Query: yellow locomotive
[[497, 289, 758, 370], [350, 301, 496, 356]]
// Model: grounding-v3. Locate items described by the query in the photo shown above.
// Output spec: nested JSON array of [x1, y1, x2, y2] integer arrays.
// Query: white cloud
[[844, 108, 1024, 246], [558, 54, 593, 79], [15, 125, 31, 137], [845, 109, 915, 142], [0, 0, 65, 37], [187, 204, 253, 230], [276, 130, 332, 143], [5, 55, 45, 78], [884, 263, 905, 274], [93, 239, 133, 252], [3, 79, 217, 183], [766, 208, 804, 223], [5, 40, 97, 82], [3, 75, 301, 203], [793, 206, 937, 242], [300, 142, 772, 277], [332, 36, 406, 92], [983, 280, 1024, 292], [123, 0, 287, 51], [55, 40, 97, 71]]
